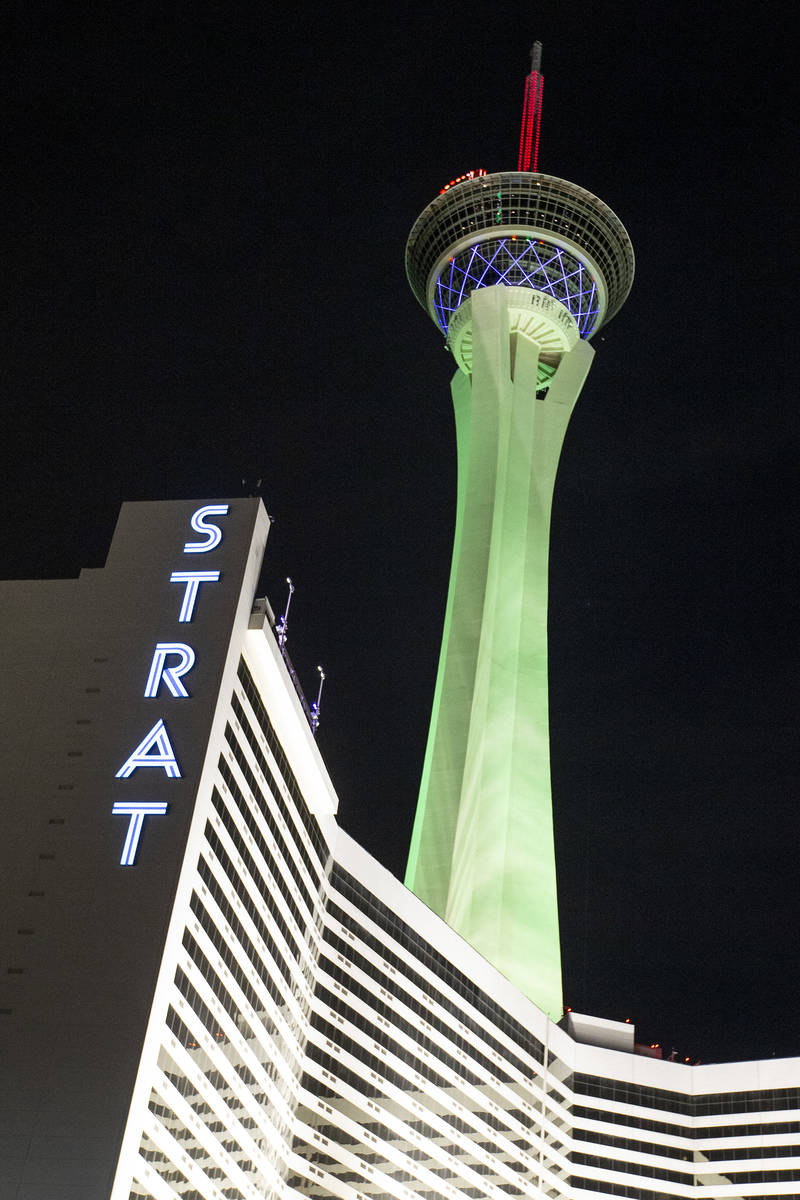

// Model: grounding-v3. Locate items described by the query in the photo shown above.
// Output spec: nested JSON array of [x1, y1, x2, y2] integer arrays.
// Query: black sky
[[4, 3, 797, 1064]]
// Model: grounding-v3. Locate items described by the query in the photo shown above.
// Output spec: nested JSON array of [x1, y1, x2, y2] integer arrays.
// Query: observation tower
[[404, 45, 635, 1019]]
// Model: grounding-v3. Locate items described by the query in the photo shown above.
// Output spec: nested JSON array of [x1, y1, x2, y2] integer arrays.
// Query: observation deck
[[406, 171, 634, 342]]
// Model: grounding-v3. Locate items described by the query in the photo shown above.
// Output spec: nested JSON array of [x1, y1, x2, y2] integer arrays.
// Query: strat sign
[[111, 504, 229, 865]]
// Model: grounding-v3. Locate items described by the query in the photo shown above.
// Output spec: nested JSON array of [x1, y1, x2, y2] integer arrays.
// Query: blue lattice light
[[433, 237, 600, 338], [406, 173, 633, 337]]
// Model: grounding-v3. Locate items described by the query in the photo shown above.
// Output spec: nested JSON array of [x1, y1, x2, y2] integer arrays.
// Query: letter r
[[144, 642, 196, 698]]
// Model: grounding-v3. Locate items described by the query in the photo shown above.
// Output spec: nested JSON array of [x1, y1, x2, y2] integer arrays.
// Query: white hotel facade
[[1, 498, 798, 1200]]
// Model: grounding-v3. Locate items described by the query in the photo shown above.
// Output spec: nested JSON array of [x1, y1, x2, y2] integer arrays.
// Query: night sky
[[4, 4, 797, 1065]]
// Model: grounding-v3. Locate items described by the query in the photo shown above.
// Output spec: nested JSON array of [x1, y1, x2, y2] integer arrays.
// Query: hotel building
[[1, 499, 798, 1199]]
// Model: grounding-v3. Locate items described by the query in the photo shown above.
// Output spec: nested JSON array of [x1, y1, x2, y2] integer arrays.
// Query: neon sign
[[182, 504, 229, 553], [112, 802, 170, 866], [169, 570, 222, 622], [112, 504, 229, 864], [144, 643, 196, 699], [115, 719, 182, 780]]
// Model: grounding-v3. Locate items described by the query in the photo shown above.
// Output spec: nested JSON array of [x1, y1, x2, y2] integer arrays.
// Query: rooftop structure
[[406, 170, 635, 347]]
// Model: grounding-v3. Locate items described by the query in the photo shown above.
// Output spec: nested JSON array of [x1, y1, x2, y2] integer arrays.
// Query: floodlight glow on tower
[[404, 46, 634, 1019]]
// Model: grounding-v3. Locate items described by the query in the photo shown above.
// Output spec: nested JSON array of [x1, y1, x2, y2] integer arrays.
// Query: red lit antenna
[[517, 41, 544, 172]]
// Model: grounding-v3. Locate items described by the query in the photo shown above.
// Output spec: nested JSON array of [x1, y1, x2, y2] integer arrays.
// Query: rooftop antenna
[[275, 577, 294, 650], [310, 665, 325, 735], [241, 476, 263, 497], [517, 40, 543, 173]]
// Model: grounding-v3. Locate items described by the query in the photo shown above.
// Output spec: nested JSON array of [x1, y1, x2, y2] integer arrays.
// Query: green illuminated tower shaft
[[403, 162, 634, 1018], [406, 288, 592, 1017]]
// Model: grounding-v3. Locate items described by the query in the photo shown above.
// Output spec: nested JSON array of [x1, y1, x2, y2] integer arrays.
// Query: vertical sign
[[111, 505, 229, 864]]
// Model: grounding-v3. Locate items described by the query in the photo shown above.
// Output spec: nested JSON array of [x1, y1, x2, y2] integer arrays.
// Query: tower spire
[[517, 40, 544, 172], [404, 46, 634, 1019]]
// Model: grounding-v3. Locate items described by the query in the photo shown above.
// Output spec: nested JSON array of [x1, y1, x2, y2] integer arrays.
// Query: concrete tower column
[[404, 167, 634, 1018], [406, 286, 593, 1017]]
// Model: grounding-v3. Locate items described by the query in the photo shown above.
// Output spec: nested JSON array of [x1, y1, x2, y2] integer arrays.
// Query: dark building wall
[[0, 499, 265, 1199]]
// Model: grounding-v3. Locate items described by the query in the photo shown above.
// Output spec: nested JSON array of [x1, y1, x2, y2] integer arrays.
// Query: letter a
[[115, 719, 182, 779]]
